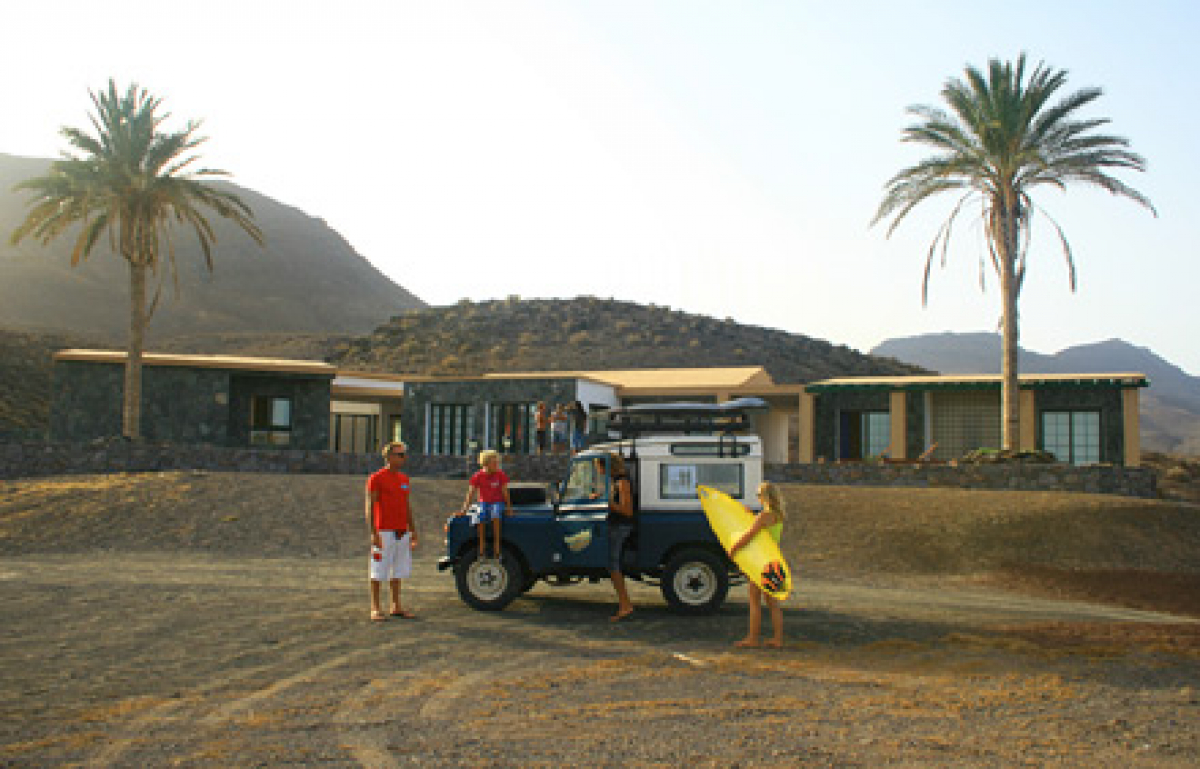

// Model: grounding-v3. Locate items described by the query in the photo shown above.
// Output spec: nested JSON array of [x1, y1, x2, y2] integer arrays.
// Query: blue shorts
[[571, 430, 586, 450], [608, 520, 635, 571], [471, 501, 504, 525]]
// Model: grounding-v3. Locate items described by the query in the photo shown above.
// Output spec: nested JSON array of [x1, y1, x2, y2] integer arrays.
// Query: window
[[251, 396, 292, 447], [660, 463, 744, 500], [1042, 410, 1101, 465], [331, 413, 378, 454], [428, 404, 473, 456], [669, 442, 752, 457], [837, 410, 890, 460], [928, 391, 1001, 460], [562, 457, 607, 505], [491, 402, 536, 454]]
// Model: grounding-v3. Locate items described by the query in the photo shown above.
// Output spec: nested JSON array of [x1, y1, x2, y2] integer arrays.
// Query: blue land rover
[[437, 400, 766, 614]]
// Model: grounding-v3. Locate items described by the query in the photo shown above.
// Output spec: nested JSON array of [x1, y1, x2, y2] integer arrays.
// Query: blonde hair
[[479, 449, 500, 467], [381, 441, 407, 459], [758, 481, 786, 519]]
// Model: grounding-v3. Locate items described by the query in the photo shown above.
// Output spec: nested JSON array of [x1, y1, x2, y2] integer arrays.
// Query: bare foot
[[764, 638, 784, 649], [734, 637, 760, 648], [389, 608, 415, 619], [610, 608, 634, 623], [370, 610, 388, 622]]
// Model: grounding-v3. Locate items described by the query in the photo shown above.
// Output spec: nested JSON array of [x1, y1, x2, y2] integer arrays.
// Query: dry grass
[[2, 471, 1198, 619]]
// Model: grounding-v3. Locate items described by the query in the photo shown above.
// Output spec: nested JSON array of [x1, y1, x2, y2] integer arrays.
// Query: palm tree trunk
[[998, 206, 1021, 452], [123, 261, 147, 440]]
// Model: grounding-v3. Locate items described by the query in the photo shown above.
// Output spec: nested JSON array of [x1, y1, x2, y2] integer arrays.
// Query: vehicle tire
[[454, 549, 522, 611], [661, 548, 729, 615]]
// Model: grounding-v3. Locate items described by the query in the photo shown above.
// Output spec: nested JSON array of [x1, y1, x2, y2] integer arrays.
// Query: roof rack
[[606, 397, 768, 438]]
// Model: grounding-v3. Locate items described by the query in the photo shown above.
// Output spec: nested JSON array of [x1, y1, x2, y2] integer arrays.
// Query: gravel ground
[[1, 472, 1198, 767]]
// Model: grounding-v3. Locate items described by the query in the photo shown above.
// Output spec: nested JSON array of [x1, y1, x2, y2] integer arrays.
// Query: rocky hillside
[[0, 300, 923, 434], [335, 297, 925, 382], [0, 152, 424, 341]]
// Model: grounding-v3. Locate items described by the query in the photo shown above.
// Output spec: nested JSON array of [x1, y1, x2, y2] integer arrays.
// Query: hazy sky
[[3, 1, 1197, 374]]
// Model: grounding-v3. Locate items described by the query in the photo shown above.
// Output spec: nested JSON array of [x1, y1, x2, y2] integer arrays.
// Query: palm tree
[[873, 54, 1154, 451], [10, 80, 263, 440]]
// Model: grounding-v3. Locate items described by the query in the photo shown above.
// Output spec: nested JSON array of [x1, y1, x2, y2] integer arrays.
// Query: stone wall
[[50, 360, 333, 450], [765, 461, 1158, 498], [0, 439, 572, 483], [0, 439, 1156, 498]]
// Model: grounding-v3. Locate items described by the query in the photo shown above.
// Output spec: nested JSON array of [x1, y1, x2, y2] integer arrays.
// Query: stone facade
[[765, 460, 1157, 498], [1, 439, 1156, 498], [0, 439, 571, 482], [50, 360, 332, 450], [811, 380, 1135, 465], [402, 377, 587, 454]]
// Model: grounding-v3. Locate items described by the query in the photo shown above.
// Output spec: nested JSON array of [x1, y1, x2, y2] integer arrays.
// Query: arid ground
[[2, 473, 1198, 767]]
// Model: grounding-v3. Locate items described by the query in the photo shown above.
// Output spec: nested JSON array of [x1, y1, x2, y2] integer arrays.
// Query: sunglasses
[[390, 451, 407, 457]]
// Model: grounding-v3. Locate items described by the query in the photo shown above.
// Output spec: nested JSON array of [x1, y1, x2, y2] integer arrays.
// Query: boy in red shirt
[[366, 441, 418, 622], [459, 449, 511, 559]]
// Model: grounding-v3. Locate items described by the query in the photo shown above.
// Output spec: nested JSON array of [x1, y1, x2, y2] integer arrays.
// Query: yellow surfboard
[[697, 485, 792, 601]]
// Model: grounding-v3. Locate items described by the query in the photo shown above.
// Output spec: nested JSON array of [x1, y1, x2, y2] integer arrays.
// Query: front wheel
[[661, 548, 729, 615], [454, 549, 522, 611]]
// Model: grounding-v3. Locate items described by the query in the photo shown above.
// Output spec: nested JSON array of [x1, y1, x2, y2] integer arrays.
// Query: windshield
[[561, 456, 608, 505]]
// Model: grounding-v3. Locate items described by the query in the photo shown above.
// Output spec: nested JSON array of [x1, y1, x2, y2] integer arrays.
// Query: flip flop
[[390, 610, 416, 619]]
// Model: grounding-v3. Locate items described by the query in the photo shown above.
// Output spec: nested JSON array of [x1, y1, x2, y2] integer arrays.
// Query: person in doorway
[[459, 449, 511, 559], [535, 401, 549, 455], [606, 453, 636, 621], [366, 441, 418, 622], [550, 403, 568, 454], [730, 481, 787, 647], [569, 400, 588, 454]]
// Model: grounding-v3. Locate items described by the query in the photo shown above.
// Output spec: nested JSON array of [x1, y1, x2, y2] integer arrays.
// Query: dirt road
[[2, 549, 1197, 767], [2, 472, 1198, 766]]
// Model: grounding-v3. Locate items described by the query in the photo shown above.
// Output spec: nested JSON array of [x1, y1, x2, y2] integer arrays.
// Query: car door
[[554, 455, 610, 570]]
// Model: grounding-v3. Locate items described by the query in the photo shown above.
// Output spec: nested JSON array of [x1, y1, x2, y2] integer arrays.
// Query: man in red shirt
[[366, 441, 418, 622]]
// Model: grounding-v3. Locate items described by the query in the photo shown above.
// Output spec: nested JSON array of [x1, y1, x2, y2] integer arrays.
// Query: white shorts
[[369, 530, 413, 581]]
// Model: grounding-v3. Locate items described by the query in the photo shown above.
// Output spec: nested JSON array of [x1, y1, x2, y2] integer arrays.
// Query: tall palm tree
[[873, 54, 1154, 451], [11, 80, 263, 440]]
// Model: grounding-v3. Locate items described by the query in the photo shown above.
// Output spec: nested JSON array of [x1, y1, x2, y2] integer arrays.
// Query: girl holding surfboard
[[730, 482, 787, 648]]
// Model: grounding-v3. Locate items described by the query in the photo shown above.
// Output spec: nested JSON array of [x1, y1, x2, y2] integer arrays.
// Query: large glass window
[[428, 404, 474, 455], [659, 462, 744, 500], [491, 402, 537, 454], [1042, 410, 1101, 465], [251, 396, 292, 447], [331, 413, 378, 454], [838, 410, 891, 460]]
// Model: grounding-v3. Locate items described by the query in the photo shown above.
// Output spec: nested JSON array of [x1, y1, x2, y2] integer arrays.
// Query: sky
[[3, 1, 1197, 374]]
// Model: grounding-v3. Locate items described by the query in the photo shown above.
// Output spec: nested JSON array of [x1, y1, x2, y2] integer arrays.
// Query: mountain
[[0, 152, 424, 341], [335, 297, 927, 383], [872, 332, 1200, 454]]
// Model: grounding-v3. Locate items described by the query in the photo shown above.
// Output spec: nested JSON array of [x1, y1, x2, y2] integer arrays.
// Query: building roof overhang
[[804, 372, 1150, 393], [53, 349, 337, 377]]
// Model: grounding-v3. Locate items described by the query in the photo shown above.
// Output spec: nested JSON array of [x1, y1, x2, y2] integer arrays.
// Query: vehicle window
[[669, 443, 751, 457], [660, 463, 743, 500], [562, 457, 608, 504]]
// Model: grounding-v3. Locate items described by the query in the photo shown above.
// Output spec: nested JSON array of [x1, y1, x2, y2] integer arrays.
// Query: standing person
[[569, 400, 588, 454], [730, 482, 787, 647], [459, 449, 511, 560], [550, 404, 568, 454], [366, 441, 418, 622], [606, 453, 636, 622], [534, 401, 549, 455]]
